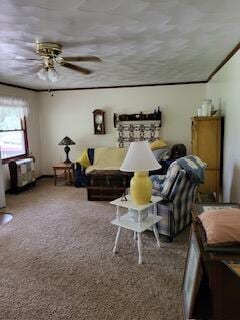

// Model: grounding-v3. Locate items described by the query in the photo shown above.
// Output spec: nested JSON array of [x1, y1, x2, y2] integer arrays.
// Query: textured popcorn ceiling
[[0, 0, 240, 90]]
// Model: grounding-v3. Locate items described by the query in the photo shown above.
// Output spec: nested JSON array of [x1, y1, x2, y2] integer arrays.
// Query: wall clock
[[93, 109, 105, 134]]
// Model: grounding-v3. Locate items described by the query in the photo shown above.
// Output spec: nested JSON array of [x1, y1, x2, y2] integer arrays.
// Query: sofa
[[72, 147, 127, 187], [72, 147, 132, 200]]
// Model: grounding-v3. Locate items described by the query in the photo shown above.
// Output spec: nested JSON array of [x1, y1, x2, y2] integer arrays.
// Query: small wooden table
[[52, 163, 73, 186]]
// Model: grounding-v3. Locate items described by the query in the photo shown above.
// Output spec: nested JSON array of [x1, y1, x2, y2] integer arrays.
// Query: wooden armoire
[[191, 116, 224, 200]]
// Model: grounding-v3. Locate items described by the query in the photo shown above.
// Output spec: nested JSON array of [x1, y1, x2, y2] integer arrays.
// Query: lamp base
[[64, 145, 71, 164], [130, 171, 152, 205]]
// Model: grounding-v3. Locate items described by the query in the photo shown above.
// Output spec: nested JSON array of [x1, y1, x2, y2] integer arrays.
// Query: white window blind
[[0, 96, 29, 160], [0, 96, 29, 130]]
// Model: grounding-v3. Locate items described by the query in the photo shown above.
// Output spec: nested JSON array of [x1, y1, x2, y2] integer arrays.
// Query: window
[[0, 96, 29, 163]]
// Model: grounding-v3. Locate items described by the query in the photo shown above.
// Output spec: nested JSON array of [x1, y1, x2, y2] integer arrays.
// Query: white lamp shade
[[120, 141, 161, 172]]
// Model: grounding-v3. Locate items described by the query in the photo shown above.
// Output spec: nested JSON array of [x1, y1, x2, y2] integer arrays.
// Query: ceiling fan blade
[[60, 61, 92, 74], [26, 58, 41, 61], [61, 56, 102, 62], [0, 57, 40, 61]]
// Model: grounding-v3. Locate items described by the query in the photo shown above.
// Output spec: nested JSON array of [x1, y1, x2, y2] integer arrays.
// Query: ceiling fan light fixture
[[35, 42, 101, 82], [48, 67, 60, 82], [37, 66, 60, 82], [37, 67, 48, 81]]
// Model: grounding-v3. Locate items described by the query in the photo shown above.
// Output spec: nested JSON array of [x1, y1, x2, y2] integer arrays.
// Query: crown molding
[[207, 41, 240, 81], [37, 80, 207, 92], [0, 81, 38, 92]]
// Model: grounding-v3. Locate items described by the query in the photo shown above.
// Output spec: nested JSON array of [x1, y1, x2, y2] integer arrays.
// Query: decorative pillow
[[152, 148, 170, 161], [76, 149, 91, 168], [150, 139, 167, 151], [198, 208, 240, 245]]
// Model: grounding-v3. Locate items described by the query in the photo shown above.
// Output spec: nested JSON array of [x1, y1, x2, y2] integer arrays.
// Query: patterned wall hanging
[[117, 123, 161, 147]]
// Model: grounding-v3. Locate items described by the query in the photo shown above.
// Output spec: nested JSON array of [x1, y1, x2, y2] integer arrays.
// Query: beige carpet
[[0, 179, 188, 320]]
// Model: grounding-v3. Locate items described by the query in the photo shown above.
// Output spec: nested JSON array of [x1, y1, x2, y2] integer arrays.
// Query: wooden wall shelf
[[114, 112, 161, 128]]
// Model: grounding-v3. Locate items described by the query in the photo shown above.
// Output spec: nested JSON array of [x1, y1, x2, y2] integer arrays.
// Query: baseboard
[[36, 175, 53, 180]]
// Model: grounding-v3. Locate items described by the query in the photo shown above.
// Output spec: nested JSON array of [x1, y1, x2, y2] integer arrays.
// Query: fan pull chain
[[47, 77, 54, 96]]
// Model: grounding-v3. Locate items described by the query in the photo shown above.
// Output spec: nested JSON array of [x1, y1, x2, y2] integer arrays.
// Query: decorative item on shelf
[[207, 99, 219, 116], [120, 141, 161, 205], [113, 111, 161, 128], [58, 136, 76, 164], [198, 98, 219, 117], [93, 109, 105, 134], [211, 109, 218, 116], [207, 99, 214, 115], [197, 106, 202, 117], [201, 99, 209, 116]]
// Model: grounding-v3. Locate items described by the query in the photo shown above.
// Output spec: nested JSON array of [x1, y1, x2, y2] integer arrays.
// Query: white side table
[[110, 195, 162, 264]]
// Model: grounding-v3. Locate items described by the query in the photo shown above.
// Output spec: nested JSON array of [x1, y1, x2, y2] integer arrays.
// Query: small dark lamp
[[58, 136, 76, 164]]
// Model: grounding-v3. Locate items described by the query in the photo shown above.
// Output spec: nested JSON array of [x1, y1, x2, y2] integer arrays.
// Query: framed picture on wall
[[182, 228, 203, 319]]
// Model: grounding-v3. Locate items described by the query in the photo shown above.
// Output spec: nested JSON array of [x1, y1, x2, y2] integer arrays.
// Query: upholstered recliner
[[150, 155, 206, 242]]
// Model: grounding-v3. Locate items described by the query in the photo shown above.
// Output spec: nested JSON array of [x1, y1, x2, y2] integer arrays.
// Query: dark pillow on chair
[[170, 144, 186, 160]]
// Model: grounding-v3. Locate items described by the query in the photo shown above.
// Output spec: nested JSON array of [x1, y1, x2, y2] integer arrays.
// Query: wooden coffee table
[[87, 170, 132, 201]]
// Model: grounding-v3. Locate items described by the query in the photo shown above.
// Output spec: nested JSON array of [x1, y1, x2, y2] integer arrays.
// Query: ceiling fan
[[34, 42, 102, 82]]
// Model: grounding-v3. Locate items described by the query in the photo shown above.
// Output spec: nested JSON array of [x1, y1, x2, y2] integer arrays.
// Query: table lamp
[[120, 141, 161, 205], [58, 136, 76, 164]]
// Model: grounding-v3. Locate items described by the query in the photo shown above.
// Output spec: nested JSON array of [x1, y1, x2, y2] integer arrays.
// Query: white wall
[[38, 84, 206, 174], [207, 50, 240, 202], [0, 84, 42, 189]]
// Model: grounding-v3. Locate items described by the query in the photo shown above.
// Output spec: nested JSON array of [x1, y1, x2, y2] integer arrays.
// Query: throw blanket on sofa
[[86, 147, 127, 174], [176, 155, 206, 184]]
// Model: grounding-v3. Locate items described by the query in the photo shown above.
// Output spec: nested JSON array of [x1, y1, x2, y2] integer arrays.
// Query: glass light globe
[[37, 67, 48, 81], [48, 68, 60, 82]]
